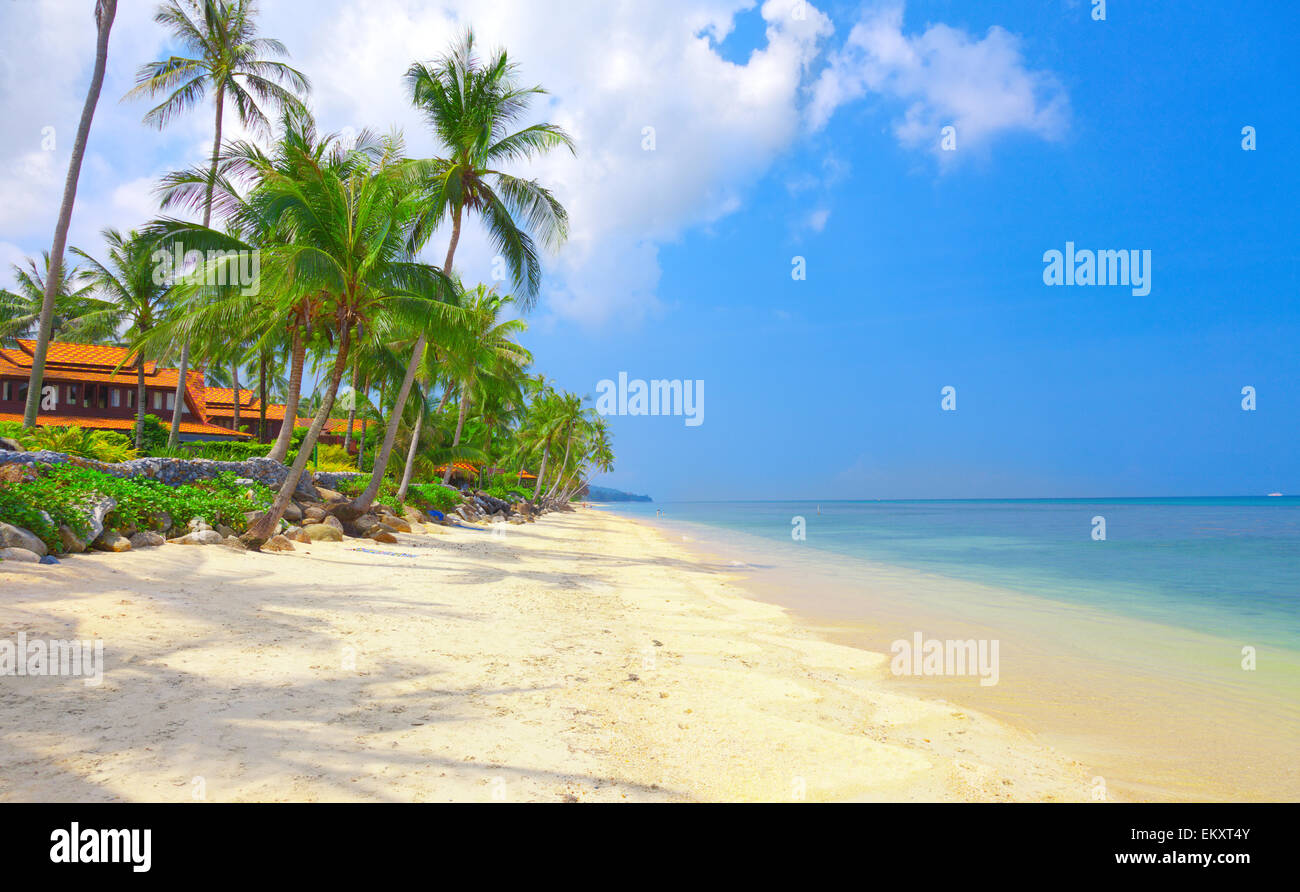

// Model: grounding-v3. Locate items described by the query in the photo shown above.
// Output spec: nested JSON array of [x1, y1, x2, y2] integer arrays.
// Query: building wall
[[0, 376, 195, 419]]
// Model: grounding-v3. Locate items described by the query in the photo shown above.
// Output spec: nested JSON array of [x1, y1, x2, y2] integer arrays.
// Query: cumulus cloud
[[808, 4, 1069, 156], [0, 0, 1066, 325]]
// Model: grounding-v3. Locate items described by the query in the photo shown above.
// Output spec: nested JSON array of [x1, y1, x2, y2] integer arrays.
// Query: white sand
[[0, 509, 1094, 802]]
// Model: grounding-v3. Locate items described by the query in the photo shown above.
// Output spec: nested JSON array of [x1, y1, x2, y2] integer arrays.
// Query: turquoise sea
[[603, 497, 1300, 653]]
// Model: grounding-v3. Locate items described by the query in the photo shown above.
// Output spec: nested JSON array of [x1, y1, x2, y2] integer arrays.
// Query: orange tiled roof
[[1, 339, 209, 422], [202, 387, 351, 435], [0, 412, 249, 438]]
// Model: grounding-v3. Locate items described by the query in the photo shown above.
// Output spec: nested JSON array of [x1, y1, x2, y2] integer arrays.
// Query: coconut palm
[[348, 29, 574, 516], [22, 0, 118, 428], [0, 254, 98, 346], [68, 229, 174, 448], [142, 125, 457, 547], [128, 0, 309, 447]]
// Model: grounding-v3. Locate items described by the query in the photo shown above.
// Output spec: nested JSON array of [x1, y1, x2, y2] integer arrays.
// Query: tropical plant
[[351, 28, 574, 516], [69, 228, 174, 448], [0, 254, 98, 345], [128, 0, 309, 447], [22, 0, 118, 428]]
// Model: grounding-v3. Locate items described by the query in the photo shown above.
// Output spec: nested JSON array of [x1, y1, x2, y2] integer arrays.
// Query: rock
[[58, 524, 87, 554], [285, 526, 312, 544], [220, 536, 247, 551], [303, 506, 326, 523], [283, 502, 303, 523], [94, 532, 132, 553], [216, 524, 236, 539], [343, 514, 380, 538], [402, 507, 425, 525], [188, 517, 213, 533], [129, 531, 165, 549], [169, 529, 224, 546], [0, 522, 49, 557], [0, 546, 41, 563], [367, 530, 398, 544], [383, 517, 412, 533], [0, 437, 23, 452], [322, 515, 344, 532], [39, 555, 60, 565], [263, 534, 296, 552], [508, 516, 526, 524], [315, 487, 344, 503], [303, 523, 343, 542], [150, 511, 174, 533]]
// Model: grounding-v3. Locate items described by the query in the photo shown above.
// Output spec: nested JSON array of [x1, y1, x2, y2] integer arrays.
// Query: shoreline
[[606, 507, 1300, 802], [0, 506, 1102, 802]]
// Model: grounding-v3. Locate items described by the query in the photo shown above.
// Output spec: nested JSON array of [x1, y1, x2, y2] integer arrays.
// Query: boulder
[[169, 529, 224, 546], [343, 514, 380, 538], [315, 487, 344, 503], [187, 517, 214, 533], [322, 515, 344, 533], [0, 522, 49, 557], [263, 534, 296, 552], [59, 524, 87, 554], [303, 523, 343, 542], [402, 507, 426, 526], [220, 536, 247, 551], [94, 532, 132, 553], [383, 516, 412, 533], [216, 524, 236, 539], [0, 437, 24, 452], [0, 546, 41, 563], [129, 531, 166, 549], [367, 530, 399, 544], [285, 526, 312, 544], [303, 506, 326, 524], [283, 502, 303, 523]]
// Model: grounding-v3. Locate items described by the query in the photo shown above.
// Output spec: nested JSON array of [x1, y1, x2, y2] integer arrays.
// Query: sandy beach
[[0, 508, 1104, 802]]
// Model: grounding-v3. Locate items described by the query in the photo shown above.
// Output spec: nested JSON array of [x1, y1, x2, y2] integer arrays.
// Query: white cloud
[[0, 0, 1066, 324], [808, 4, 1069, 157]]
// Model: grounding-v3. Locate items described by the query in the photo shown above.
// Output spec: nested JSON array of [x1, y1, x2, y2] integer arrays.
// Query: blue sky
[[1, 1, 1295, 499]]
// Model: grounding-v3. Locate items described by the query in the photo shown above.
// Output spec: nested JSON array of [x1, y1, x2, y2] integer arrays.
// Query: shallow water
[[601, 499, 1300, 801]]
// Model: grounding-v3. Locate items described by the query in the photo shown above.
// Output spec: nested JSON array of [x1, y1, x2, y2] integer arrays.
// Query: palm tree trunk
[[230, 362, 241, 432], [396, 395, 424, 502], [532, 434, 552, 501], [267, 325, 304, 463], [258, 350, 268, 442], [348, 204, 462, 516], [133, 363, 146, 449], [242, 324, 352, 548], [23, 0, 116, 428], [545, 430, 573, 499], [166, 82, 225, 448], [440, 389, 470, 484], [342, 352, 359, 450]]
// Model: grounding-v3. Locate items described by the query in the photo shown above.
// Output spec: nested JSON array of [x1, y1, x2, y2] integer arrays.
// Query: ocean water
[[600, 498, 1300, 799], [605, 498, 1300, 651]]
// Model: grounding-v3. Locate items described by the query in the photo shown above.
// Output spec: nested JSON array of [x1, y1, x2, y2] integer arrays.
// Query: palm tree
[[69, 229, 173, 448], [347, 29, 574, 516], [143, 128, 455, 548], [0, 254, 97, 345], [128, 0, 309, 447], [543, 393, 590, 500], [22, 0, 118, 429], [435, 285, 529, 486]]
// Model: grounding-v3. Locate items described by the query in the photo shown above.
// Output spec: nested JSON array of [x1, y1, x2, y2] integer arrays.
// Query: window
[[126, 388, 135, 409], [110, 388, 121, 408], [98, 387, 108, 410], [67, 384, 79, 404], [152, 391, 163, 410], [83, 385, 92, 408], [1, 381, 10, 402], [166, 392, 175, 410], [18, 383, 28, 404]]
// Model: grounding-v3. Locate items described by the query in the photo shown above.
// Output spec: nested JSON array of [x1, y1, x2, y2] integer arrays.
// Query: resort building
[[0, 339, 246, 440], [202, 386, 352, 445]]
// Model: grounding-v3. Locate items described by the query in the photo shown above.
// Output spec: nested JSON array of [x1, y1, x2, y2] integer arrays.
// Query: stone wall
[[0, 451, 327, 499]]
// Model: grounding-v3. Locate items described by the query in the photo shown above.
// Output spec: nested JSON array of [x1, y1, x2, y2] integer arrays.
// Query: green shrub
[[182, 440, 271, 462], [0, 464, 272, 552], [0, 422, 138, 462], [405, 482, 462, 513], [139, 414, 169, 454]]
